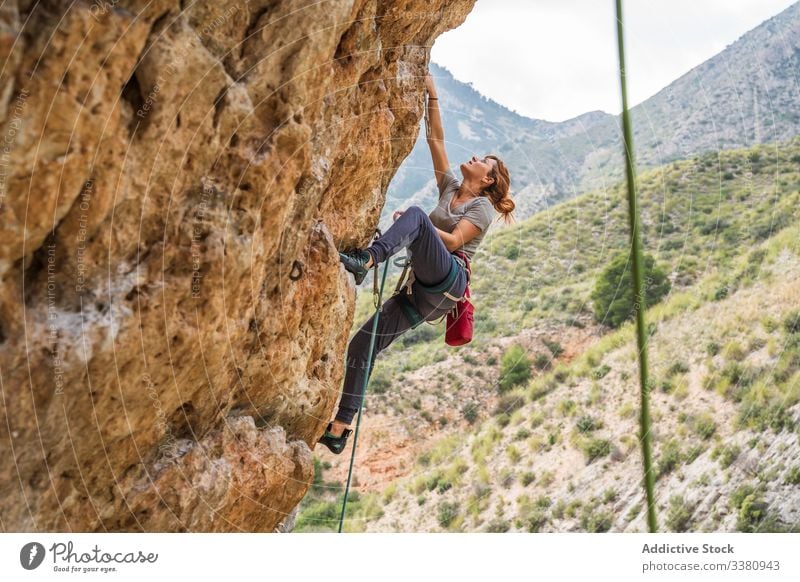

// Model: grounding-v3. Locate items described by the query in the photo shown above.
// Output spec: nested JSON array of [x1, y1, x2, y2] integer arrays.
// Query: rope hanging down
[[615, 0, 658, 532]]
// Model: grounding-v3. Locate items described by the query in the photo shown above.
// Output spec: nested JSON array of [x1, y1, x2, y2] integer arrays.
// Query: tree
[[498, 344, 532, 393], [590, 251, 671, 328]]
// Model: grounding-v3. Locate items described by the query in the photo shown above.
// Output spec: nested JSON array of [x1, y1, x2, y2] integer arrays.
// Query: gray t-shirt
[[428, 169, 495, 261]]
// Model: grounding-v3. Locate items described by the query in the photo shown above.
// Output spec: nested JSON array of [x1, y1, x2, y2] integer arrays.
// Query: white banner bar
[[2, 533, 798, 581]]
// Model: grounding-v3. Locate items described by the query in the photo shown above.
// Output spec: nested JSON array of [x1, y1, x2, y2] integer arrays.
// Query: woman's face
[[460, 155, 497, 187]]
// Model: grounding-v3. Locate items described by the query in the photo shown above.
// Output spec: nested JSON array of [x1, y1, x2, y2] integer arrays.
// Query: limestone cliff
[[0, 0, 474, 531]]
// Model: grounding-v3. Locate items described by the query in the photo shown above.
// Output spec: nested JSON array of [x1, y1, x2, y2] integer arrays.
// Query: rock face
[[0, 0, 474, 531]]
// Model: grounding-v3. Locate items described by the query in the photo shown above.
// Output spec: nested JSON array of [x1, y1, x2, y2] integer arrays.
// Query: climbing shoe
[[338, 249, 373, 285], [318, 422, 353, 454]]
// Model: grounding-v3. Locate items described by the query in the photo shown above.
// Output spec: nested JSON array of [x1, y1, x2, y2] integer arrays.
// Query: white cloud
[[431, 0, 797, 121]]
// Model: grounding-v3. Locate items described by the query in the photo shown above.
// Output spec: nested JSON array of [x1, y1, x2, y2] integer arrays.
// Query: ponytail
[[483, 154, 515, 225]]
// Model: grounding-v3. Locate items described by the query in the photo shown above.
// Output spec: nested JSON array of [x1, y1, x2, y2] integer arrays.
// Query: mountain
[[386, 2, 800, 227]]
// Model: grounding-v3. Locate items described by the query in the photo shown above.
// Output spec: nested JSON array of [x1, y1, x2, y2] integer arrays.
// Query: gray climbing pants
[[335, 206, 468, 424]]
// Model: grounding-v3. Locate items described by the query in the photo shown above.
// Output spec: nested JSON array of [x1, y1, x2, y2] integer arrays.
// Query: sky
[[431, 0, 798, 122]]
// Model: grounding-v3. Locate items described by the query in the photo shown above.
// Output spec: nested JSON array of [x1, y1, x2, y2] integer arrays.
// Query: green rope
[[338, 256, 391, 533], [615, 0, 658, 532]]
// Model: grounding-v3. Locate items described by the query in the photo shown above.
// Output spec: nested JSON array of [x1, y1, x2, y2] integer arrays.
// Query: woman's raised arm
[[424, 74, 450, 190]]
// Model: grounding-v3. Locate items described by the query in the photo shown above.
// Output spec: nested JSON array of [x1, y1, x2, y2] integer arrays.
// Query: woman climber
[[318, 73, 515, 454]]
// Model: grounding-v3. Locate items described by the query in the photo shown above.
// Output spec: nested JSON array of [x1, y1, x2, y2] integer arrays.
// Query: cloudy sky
[[431, 0, 797, 122]]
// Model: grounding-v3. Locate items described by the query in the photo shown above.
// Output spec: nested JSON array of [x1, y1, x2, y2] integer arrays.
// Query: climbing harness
[[616, 0, 657, 532], [393, 252, 470, 331]]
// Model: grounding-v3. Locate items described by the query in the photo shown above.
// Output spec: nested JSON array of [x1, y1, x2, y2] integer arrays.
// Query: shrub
[[685, 444, 705, 463], [505, 244, 520, 260], [723, 341, 746, 362], [730, 487, 768, 533], [581, 507, 613, 532], [462, 402, 479, 425], [713, 285, 729, 301], [667, 361, 690, 377], [626, 503, 642, 522], [712, 444, 741, 469], [543, 339, 564, 358], [498, 345, 532, 393], [295, 499, 341, 531], [593, 364, 611, 379], [425, 471, 443, 492], [522, 509, 548, 532], [784, 466, 800, 486], [557, 399, 576, 417], [692, 414, 717, 440], [730, 485, 756, 511], [437, 501, 460, 528], [533, 353, 551, 371], [370, 367, 391, 394], [521, 472, 536, 486], [512, 427, 529, 441], [493, 392, 526, 416], [583, 439, 611, 463], [590, 252, 671, 328], [666, 495, 694, 532], [576, 415, 599, 433], [657, 440, 682, 478], [516, 496, 549, 532], [485, 518, 510, 532], [783, 311, 800, 334]]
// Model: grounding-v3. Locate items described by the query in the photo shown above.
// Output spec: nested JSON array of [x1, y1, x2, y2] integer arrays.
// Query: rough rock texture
[[0, 0, 474, 531]]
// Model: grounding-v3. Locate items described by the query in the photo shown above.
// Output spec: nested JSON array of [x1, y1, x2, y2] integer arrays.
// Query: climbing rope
[[615, 0, 658, 532]]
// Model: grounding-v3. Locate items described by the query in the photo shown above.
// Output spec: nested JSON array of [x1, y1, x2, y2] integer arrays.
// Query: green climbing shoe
[[338, 249, 373, 285], [318, 422, 353, 455]]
